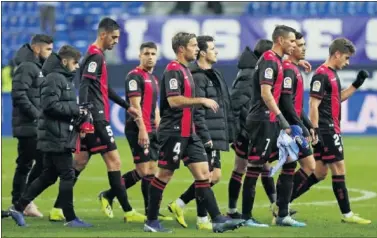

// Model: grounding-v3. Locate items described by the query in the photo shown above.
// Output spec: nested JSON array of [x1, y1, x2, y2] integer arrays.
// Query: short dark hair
[[172, 32, 196, 54], [329, 38, 356, 56], [58, 45, 81, 61], [30, 34, 53, 45], [197, 35, 214, 60], [253, 39, 273, 58], [295, 31, 304, 40], [98, 17, 120, 34], [140, 42, 157, 52], [272, 25, 296, 43]]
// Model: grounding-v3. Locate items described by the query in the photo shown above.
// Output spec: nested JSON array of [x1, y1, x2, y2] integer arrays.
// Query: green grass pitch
[[1, 136, 377, 237]]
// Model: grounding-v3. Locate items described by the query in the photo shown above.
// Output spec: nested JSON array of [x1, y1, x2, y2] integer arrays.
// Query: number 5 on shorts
[[105, 125, 114, 137], [173, 142, 181, 155]]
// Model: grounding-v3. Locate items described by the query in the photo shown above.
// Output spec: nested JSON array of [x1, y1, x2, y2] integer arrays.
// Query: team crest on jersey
[[312, 81, 321, 92], [264, 68, 273, 79], [88, 61, 97, 73], [169, 78, 178, 89], [129, 79, 137, 91], [283, 77, 292, 89]]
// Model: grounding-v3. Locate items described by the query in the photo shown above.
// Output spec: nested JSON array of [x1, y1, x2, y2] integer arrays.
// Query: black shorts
[[313, 132, 344, 164], [81, 120, 117, 155], [231, 130, 249, 159], [206, 149, 221, 171], [157, 134, 207, 171], [247, 121, 280, 164], [126, 131, 159, 164]]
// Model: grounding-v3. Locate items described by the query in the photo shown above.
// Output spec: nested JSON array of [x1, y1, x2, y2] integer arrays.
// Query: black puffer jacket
[[191, 62, 235, 151], [11, 44, 44, 137], [230, 47, 259, 136], [37, 53, 80, 152]]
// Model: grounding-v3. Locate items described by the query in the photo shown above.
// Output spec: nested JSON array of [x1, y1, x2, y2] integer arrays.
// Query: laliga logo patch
[[88, 61, 97, 73], [283, 77, 292, 89], [264, 68, 273, 79], [169, 78, 178, 90], [128, 79, 137, 91], [312, 81, 321, 92]]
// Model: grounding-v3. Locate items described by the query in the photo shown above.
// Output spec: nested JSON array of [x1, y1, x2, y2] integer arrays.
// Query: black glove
[[352, 70, 369, 89], [277, 113, 290, 130]]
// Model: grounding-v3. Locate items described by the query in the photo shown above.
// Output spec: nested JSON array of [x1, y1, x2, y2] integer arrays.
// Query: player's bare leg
[[227, 156, 247, 217], [329, 161, 371, 224], [50, 151, 90, 221]]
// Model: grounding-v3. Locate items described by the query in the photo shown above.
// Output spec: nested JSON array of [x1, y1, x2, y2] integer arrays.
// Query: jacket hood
[[42, 52, 74, 77], [189, 61, 203, 74], [237, 47, 259, 70], [14, 44, 41, 66]]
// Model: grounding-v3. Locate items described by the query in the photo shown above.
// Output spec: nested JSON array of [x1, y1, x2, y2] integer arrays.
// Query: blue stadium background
[[2, 1, 377, 136]]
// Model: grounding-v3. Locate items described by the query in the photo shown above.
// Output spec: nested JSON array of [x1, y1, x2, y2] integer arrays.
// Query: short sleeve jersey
[[158, 61, 196, 137], [125, 66, 159, 133], [309, 64, 342, 134], [247, 50, 284, 122], [79, 44, 109, 122], [282, 60, 304, 117]]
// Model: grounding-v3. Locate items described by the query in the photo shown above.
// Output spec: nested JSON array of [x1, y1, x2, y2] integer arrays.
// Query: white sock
[[343, 211, 353, 218], [175, 198, 186, 209], [197, 216, 209, 223], [228, 208, 238, 214]]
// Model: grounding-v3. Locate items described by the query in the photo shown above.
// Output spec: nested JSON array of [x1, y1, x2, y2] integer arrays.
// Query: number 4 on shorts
[[173, 142, 181, 155]]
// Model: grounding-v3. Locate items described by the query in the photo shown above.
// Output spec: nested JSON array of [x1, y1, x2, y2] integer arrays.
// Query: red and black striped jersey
[[281, 60, 304, 117], [310, 64, 342, 134], [124, 66, 159, 133], [247, 50, 284, 122], [78, 44, 110, 122], [158, 60, 196, 137]]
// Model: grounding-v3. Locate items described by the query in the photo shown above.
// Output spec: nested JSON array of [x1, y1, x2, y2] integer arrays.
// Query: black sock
[[228, 171, 243, 210], [261, 167, 276, 204], [277, 163, 296, 217], [195, 179, 221, 220], [290, 168, 309, 202], [106, 169, 142, 202], [242, 167, 261, 220], [180, 183, 195, 204], [195, 182, 215, 217], [54, 169, 81, 209], [332, 175, 351, 214], [290, 173, 319, 202], [108, 171, 132, 212], [123, 169, 142, 188], [147, 177, 167, 221], [141, 174, 154, 214]]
